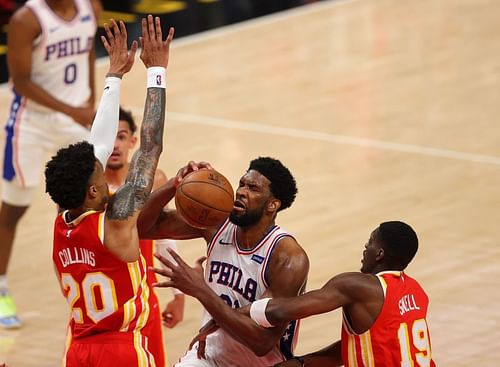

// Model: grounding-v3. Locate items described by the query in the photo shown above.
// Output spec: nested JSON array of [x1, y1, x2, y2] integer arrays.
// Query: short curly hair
[[248, 157, 297, 211], [45, 141, 96, 209]]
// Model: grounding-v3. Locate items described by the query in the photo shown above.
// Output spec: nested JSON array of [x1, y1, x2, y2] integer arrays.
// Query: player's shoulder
[[7, 5, 42, 40], [275, 235, 308, 259], [9, 4, 39, 30], [269, 235, 309, 274]]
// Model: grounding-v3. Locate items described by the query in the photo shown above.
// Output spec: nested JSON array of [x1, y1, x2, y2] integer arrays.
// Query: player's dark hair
[[377, 221, 419, 268], [248, 157, 297, 211], [45, 141, 96, 209], [119, 106, 137, 134]]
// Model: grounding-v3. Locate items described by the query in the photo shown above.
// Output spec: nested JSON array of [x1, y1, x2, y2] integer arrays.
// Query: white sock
[[0, 275, 8, 292]]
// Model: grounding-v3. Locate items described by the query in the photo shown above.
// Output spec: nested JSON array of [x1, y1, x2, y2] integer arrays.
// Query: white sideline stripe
[[129, 107, 500, 166]]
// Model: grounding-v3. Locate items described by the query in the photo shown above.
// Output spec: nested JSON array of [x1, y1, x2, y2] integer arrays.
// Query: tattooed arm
[[104, 16, 175, 262]]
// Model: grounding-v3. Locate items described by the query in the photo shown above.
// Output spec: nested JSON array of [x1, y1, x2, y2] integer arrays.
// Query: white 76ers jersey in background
[[200, 219, 300, 367], [24, 0, 96, 112]]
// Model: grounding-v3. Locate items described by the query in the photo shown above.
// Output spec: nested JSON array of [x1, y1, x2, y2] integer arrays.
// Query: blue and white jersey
[[200, 219, 300, 367], [24, 0, 96, 112]]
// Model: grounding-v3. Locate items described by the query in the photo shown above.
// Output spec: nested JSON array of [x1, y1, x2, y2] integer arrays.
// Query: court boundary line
[[129, 107, 500, 166]]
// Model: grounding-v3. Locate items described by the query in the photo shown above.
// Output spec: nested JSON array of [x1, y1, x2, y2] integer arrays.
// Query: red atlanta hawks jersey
[[341, 271, 436, 367], [52, 210, 157, 340]]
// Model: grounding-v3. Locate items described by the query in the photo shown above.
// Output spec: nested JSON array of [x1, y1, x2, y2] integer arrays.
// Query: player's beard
[[106, 161, 125, 170], [229, 205, 265, 227]]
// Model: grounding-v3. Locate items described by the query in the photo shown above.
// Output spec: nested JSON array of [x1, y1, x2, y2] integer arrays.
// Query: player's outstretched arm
[[106, 16, 174, 262], [153, 237, 310, 356], [261, 273, 360, 327], [90, 19, 137, 168]]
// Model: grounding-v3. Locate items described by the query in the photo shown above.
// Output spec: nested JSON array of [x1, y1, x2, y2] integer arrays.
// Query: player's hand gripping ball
[[175, 169, 234, 229]]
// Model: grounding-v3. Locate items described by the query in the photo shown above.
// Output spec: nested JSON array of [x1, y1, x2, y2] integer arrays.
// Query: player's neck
[[105, 164, 129, 191], [236, 221, 275, 250], [45, 0, 77, 20]]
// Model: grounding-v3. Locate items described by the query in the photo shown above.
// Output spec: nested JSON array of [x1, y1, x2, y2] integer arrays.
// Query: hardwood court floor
[[1, 0, 500, 365]]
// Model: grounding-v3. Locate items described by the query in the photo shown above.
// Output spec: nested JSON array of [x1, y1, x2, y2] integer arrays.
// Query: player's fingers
[[198, 338, 207, 359], [130, 40, 139, 58], [155, 16, 162, 41], [141, 17, 148, 42], [119, 20, 127, 40], [103, 23, 114, 46], [198, 161, 213, 170], [166, 247, 188, 267], [100, 35, 111, 52], [129, 40, 138, 59], [149, 265, 172, 278], [152, 280, 175, 288], [148, 15, 155, 42], [165, 27, 175, 45], [154, 252, 178, 269], [111, 19, 120, 37]]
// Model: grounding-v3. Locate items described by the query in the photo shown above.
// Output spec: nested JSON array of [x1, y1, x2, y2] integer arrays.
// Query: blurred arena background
[[1, 0, 319, 82]]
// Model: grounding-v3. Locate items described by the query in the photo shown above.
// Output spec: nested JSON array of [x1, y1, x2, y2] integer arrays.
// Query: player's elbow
[[10, 76, 31, 94]]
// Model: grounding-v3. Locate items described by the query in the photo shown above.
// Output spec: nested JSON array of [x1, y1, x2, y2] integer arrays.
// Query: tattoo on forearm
[[108, 88, 166, 220]]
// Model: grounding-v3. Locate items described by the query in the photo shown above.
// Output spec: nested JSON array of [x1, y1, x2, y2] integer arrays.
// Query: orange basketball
[[175, 169, 234, 229]]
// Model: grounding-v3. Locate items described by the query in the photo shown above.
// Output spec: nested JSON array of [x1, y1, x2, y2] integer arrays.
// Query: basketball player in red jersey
[[44, 16, 174, 366], [105, 107, 185, 331], [158, 221, 435, 367], [138, 158, 309, 367]]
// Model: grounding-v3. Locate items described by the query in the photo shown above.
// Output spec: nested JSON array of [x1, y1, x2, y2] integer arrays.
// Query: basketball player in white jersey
[[0, 0, 100, 328], [138, 157, 310, 367]]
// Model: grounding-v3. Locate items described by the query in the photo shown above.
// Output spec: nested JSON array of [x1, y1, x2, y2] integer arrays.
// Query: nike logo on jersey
[[49, 26, 59, 33], [218, 239, 232, 245], [104, 86, 110, 91]]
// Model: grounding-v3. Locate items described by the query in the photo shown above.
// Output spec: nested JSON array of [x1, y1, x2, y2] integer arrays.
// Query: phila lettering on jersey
[[199, 219, 300, 367], [341, 271, 436, 367], [24, 0, 96, 112]]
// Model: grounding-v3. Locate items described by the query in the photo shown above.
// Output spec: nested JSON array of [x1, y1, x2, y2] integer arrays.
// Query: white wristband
[[147, 67, 166, 89], [250, 298, 274, 328]]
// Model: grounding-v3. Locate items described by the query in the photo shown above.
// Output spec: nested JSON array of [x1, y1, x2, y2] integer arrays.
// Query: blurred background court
[[1, 0, 500, 365]]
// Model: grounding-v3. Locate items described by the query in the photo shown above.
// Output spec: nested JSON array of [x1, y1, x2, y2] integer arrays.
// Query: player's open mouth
[[233, 200, 245, 212]]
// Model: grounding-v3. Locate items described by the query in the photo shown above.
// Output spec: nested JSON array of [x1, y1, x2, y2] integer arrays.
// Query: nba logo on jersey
[[156, 75, 162, 85]]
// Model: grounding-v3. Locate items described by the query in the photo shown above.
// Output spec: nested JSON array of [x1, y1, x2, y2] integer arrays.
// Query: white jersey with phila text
[[199, 219, 300, 367], [24, 0, 96, 112]]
